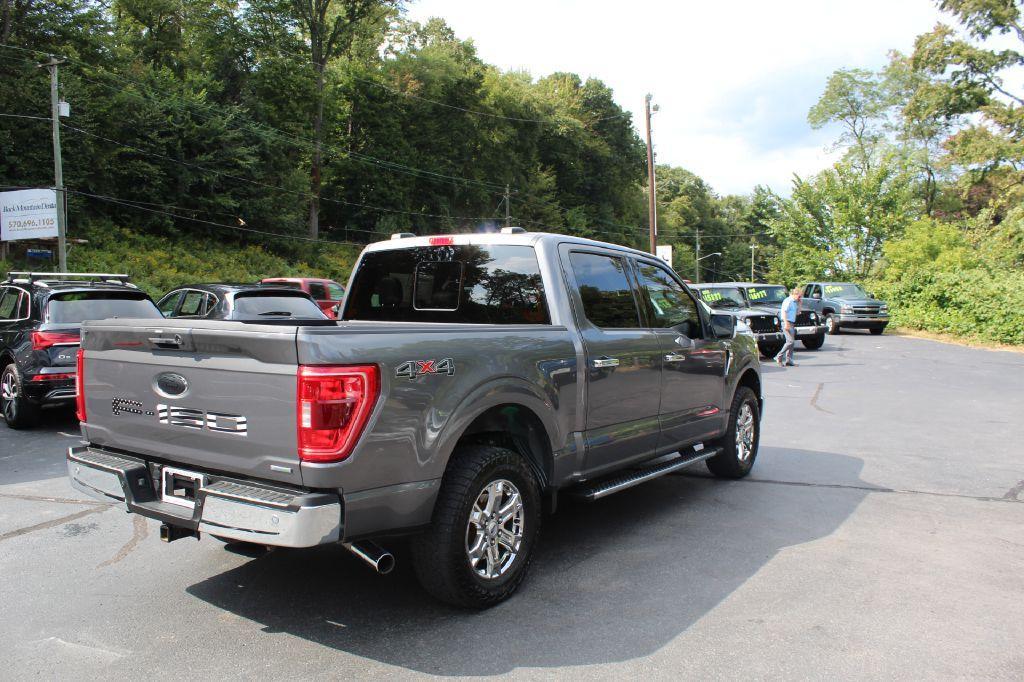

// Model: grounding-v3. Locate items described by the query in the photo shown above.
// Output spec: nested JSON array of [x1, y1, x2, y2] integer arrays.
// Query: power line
[[0, 113, 51, 122], [70, 189, 365, 246], [60, 124, 500, 227]]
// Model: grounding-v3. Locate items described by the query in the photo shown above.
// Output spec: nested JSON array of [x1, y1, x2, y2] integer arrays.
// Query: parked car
[[68, 230, 764, 608], [157, 284, 331, 322], [692, 282, 786, 357], [0, 272, 161, 428], [259, 277, 345, 318], [741, 283, 826, 350], [801, 281, 889, 335]]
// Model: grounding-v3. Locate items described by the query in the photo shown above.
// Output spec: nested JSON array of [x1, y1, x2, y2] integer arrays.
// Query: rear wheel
[[870, 326, 885, 335], [1, 364, 40, 430], [824, 314, 840, 335], [412, 444, 541, 608], [802, 333, 825, 350], [706, 386, 760, 479]]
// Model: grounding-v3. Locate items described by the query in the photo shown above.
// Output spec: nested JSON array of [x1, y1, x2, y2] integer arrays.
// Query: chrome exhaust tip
[[343, 541, 395, 575]]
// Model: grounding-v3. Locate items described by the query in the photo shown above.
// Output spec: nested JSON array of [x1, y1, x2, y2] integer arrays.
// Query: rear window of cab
[[344, 244, 550, 324]]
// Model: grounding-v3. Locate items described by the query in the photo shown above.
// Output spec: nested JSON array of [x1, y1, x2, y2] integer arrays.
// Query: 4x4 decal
[[396, 358, 455, 380]]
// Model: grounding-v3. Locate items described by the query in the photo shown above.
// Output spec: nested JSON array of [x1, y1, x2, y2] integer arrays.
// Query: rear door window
[[46, 292, 162, 323], [0, 288, 20, 320], [345, 244, 549, 324], [568, 252, 641, 328], [326, 282, 345, 300], [157, 291, 182, 316], [177, 291, 205, 317]]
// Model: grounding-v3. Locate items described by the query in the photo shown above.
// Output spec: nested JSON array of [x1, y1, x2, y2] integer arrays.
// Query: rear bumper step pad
[[67, 446, 341, 548]]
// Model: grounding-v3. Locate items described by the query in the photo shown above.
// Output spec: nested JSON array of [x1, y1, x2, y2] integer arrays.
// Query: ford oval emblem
[[155, 372, 189, 397]]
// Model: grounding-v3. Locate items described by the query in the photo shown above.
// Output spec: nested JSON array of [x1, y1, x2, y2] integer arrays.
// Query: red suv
[[259, 277, 345, 318]]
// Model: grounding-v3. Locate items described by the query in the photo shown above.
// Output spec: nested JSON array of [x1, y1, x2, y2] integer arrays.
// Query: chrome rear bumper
[[67, 446, 341, 548]]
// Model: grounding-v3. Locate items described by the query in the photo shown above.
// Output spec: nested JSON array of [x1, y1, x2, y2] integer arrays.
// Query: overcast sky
[[405, 0, 947, 197]]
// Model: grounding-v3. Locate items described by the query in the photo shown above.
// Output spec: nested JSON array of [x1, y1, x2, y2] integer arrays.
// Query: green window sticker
[[701, 290, 723, 302]]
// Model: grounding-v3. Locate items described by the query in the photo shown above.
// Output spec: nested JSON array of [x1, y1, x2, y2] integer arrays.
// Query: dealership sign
[[1, 189, 59, 241]]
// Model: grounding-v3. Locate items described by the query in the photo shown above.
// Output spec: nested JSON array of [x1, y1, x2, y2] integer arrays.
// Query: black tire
[[802, 333, 825, 350], [706, 386, 760, 479], [760, 343, 783, 359], [412, 444, 541, 609], [824, 314, 841, 335], [870, 326, 885, 335], [1, 364, 40, 430]]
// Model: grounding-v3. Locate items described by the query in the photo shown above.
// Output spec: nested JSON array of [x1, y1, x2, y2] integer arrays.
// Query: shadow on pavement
[[1, 407, 81, 487], [187, 447, 868, 675]]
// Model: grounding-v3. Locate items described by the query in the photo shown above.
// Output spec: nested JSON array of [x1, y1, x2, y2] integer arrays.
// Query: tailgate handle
[[149, 335, 183, 348]]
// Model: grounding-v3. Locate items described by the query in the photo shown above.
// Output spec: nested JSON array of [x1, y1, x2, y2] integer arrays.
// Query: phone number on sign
[[5, 218, 55, 229]]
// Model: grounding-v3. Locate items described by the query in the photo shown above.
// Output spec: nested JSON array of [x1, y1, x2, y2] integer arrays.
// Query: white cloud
[[405, 0, 947, 195]]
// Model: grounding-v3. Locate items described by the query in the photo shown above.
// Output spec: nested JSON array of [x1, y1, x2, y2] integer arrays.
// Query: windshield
[[745, 285, 787, 305], [232, 293, 327, 320], [697, 286, 746, 309], [823, 283, 869, 299], [46, 292, 162, 323], [345, 244, 549, 324]]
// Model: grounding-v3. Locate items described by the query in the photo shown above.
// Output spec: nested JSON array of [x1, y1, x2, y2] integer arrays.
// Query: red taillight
[[32, 330, 80, 350], [297, 365, 378, 463], [429, 236, 454, 246], [30, 373, 75, 382], [75, 348, 87, 422]]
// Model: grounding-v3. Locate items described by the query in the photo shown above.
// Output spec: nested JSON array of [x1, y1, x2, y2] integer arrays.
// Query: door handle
[[592, 356, 620, 368], [664, 353, 687, 363], [149, 335, 182, 348]]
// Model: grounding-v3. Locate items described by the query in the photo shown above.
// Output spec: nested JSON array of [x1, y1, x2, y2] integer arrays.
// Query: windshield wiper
[[257, 311, 295, 316]]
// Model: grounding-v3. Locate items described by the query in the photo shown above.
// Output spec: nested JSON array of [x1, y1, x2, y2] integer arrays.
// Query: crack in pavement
[[1003, 480, 1024, 501], [0, 506, 111, 542], [0, 491, 107, 506], [726, 476, 1024, 504], [810, 382, 833, 414], [98, 514, 149, 568]]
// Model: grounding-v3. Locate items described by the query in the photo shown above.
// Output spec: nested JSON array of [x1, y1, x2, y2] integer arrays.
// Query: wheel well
[[457, 404, 553, 488], [737, 369, 762, 412], [0, 353, 13, 369], [823, 307, 836, 315]]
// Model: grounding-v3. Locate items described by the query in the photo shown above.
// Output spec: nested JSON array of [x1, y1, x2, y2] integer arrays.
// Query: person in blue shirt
[[775, 287, 803, 367]]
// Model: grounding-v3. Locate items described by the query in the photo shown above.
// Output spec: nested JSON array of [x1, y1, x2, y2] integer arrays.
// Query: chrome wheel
[[465, 479, 525, 580], [735, 402, 755, 463], [1, 370, 17, 422]]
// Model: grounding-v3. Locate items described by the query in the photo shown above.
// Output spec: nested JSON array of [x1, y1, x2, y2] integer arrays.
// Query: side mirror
[[812, 292, 821, 299], [710, 313, 736, 339]]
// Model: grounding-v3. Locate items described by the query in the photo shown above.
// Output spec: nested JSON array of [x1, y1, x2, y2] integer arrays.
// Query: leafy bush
[[871, 266, 1024, 345], [1, 220, 360, 300]]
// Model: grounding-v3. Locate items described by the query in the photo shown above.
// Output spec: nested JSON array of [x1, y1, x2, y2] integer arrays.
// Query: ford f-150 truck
[[67, 231, 764, 608]]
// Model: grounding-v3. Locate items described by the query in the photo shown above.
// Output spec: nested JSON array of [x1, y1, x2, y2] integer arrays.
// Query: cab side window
[[634, 261, 702, 339], [158, 292, 181, 316], [308, 282, 329, 300]]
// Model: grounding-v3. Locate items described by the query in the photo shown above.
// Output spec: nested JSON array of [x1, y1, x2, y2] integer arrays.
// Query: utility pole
[[504, 184, 511, 228], [695, 227, 701, 283], [750, 241, 757, 282], [644, 94, 658, 254], [40, 55, 67, 272]]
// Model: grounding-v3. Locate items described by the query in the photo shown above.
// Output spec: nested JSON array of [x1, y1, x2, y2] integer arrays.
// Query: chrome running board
[[573, 447, 722, 501]]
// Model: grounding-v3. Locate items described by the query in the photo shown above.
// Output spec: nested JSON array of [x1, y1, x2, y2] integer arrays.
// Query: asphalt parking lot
[[1, 331, 1022, 679]]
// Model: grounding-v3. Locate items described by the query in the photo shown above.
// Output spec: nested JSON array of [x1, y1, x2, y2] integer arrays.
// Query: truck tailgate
[[79, 319, 303, 486]]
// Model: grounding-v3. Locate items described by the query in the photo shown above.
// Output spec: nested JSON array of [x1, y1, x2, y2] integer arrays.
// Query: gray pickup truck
[[801, 282, 889, 335], [67, 231, 764, 608]]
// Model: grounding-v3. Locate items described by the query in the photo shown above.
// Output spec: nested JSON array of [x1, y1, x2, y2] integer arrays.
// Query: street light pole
[[40, 55, 67, 273], [695, 227, 701, 283], [750, 242, 757, 282], [644, 94, 658, 254]]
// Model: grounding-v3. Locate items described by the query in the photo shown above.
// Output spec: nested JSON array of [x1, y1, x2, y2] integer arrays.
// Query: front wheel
[[412, 444, 541, 608], [824, 314, 840, 335], [760, 343, 783, 359], [802, 333, 825, 350], [870, 326, 885, 335], [706, 386, 760, 479], [2, 364, 40, 430]]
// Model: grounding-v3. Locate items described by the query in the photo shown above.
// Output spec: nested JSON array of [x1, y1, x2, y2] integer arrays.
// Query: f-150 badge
[[396, 358, 455, 380]]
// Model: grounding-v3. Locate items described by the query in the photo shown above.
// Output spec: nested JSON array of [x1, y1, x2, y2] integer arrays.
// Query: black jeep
[[0, 272, 161, 428]]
